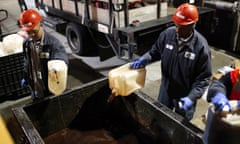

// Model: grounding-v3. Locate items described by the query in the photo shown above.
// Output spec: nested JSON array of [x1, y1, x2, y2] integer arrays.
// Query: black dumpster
[[12, 77, 204, 144]]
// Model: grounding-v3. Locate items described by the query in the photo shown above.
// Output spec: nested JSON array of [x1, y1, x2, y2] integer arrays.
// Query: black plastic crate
[[0, 52, 31, 102]]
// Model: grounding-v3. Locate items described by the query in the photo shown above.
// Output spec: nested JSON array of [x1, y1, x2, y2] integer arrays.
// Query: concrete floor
[[1, 0, 240, 142]]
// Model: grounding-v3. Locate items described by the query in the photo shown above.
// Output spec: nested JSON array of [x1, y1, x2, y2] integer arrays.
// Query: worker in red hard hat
[[130, 3, 212, 120], [19, 9, 69, 100]]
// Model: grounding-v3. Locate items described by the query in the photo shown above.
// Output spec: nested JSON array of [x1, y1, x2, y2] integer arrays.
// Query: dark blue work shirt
[[23, 30, 69, 98], [142, 26, 212, 101]]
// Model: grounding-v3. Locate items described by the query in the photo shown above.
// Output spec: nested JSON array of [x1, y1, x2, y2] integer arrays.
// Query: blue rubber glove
[[180, 97, 193, 111], [211, 92, 231, 112], [130, 58, 147, 69], [21, 79, 26, 87]]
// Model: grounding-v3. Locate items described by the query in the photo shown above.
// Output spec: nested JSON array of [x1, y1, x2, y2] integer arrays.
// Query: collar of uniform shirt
[[177, 32, 193, 51], [177, 32, 193, 44]]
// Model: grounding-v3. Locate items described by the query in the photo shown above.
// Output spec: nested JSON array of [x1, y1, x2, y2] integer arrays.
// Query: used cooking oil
[[44, 128, 139, 144]]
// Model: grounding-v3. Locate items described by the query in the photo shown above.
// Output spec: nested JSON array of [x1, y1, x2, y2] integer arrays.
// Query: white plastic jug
[[48, 60, 68, 96], [2, 33, 25, 54], [108, 63, 146, 96]]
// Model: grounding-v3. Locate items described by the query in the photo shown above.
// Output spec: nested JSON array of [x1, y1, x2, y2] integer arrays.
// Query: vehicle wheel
[[66, 23, 86, 55]]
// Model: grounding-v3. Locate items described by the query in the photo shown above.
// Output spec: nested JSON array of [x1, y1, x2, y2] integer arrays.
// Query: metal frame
[[38, 0, 214, 60]]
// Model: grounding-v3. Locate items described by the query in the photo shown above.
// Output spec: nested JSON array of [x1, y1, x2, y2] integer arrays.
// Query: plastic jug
[[48, 60, 68, 96], [203, 102, 240, 144], [108, 63, 146, 96]]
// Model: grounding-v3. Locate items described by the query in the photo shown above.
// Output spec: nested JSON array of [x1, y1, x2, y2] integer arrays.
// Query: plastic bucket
[[203, 105, 240, 144]]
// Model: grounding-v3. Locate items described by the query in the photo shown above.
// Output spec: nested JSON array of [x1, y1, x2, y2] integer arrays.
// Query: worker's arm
[[21, 39, 31, 87], [44, 31, 69, 65], [130, 27, 170, 69], [207, 72, 232, 102], [141, 28, 170, 63], [188, 43, 212, 102]]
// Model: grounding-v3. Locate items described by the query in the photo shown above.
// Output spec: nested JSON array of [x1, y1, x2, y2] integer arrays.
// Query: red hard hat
[[172, 3, 198, 25], [19, 9, 42, 31]]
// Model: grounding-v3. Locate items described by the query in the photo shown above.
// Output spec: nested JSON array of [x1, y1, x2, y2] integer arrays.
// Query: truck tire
[[66, 23, 86, 55]]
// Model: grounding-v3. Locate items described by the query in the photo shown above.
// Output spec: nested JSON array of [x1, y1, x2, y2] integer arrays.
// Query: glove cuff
[[212, 92, 226, 102], [140, 58, 148, 64]]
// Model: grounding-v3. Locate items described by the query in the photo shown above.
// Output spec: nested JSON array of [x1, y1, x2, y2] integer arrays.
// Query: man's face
[[175, 23, 194, 38], [27, 23, 41, 40]]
